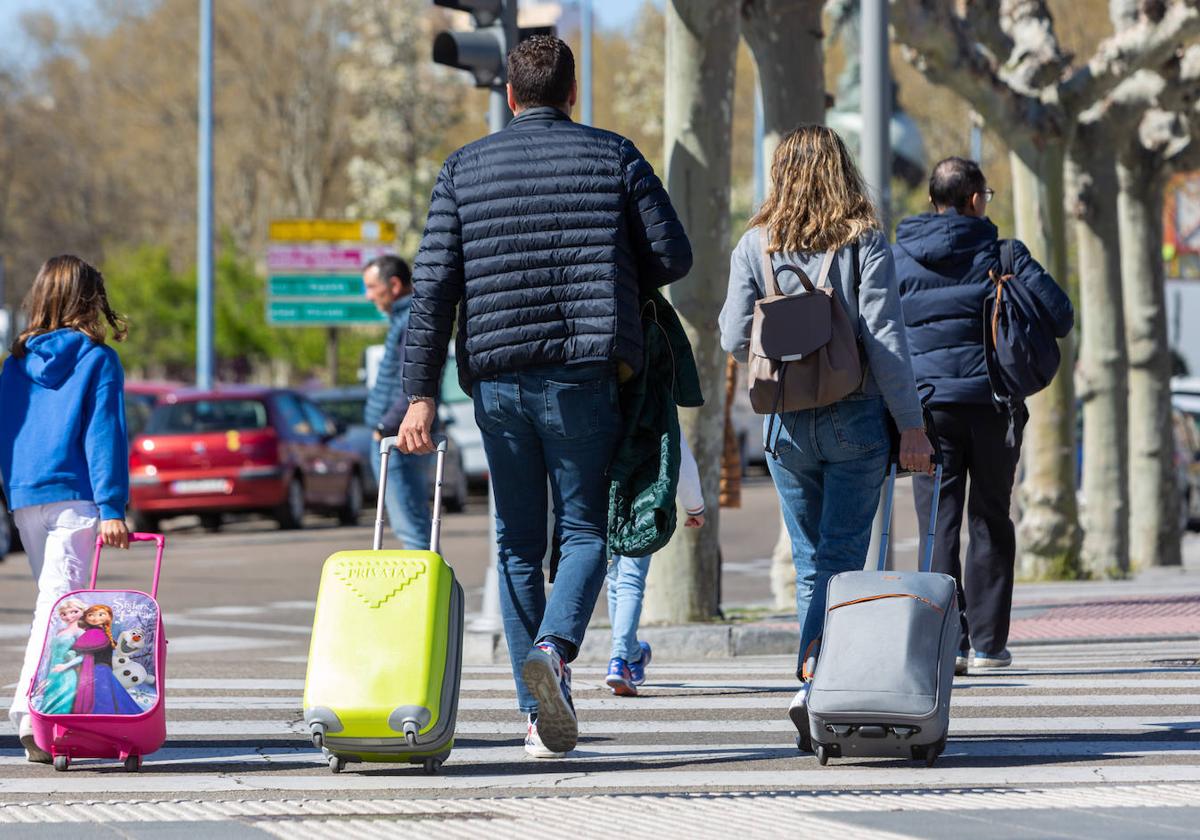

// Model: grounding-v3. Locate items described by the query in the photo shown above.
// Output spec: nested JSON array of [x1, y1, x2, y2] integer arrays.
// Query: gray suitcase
[[802, 450, 960, 768]]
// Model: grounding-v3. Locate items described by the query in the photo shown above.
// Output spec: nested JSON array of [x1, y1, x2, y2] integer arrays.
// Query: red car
[[125, 380, 181, 440], [129, 388, 365, 532]]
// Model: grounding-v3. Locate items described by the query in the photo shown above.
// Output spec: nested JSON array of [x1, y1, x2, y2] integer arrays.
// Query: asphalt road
[[2, 478, 1198, 837]]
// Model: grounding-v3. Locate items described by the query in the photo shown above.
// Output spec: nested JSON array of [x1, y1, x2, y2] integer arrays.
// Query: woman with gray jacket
[[719, 125, 934, 708]]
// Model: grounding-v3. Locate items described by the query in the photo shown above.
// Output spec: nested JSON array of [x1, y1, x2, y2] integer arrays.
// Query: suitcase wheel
[[124, 755, 142, 773], [920, 737, 946, 768], [422, 758, 443, 775], [815, 745, 830, 766], [53, 755, 69, 772], [312, 731, 324, 749], [328, 755, 346, 774]]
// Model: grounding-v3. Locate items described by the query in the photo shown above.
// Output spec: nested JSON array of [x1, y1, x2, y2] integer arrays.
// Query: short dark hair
[[364, 254, 411, 288], [507, 35, 575, 110], [929, 157, 986, 212]]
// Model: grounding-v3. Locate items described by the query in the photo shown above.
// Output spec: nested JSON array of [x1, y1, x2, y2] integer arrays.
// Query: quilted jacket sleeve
[[404, 157, 465, 399], [621, 139, 693, 288]]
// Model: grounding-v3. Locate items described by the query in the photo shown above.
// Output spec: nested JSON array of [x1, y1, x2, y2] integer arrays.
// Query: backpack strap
[[1000, 239, 1015, 278], [814, 248, 837, 289], [760, 228, 781, 297]]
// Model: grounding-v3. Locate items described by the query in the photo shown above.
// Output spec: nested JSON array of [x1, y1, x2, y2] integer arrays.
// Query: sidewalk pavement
[[465, 533, 1200, 665]]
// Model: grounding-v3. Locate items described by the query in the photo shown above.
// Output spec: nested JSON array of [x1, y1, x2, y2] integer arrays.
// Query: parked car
[[128, 388, 365, 532], [1171, 377, 1200, 531], [125, 381, 181, 441], [307, 385, 469, 513]]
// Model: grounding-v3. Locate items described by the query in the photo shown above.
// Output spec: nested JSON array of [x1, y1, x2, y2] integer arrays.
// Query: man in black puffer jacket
[[894, 157, 1073, 676], [396, 36, 691, 758]]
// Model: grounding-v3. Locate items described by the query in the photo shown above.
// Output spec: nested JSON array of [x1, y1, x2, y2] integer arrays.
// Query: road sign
[[268, 219, 395, 242], [267, 245, 390, 272], [268, 275, 363, 297], [266, 220, 396, 329], [267, 300, 385, 325]]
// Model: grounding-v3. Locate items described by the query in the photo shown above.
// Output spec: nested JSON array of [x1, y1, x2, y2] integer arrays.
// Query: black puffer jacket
[[403, 107, 692, 398]]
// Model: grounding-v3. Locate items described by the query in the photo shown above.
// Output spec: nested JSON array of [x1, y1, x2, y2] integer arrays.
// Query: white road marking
[[4, 765, 1200, 795]]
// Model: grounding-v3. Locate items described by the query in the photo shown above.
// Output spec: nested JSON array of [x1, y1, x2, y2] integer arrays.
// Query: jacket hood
[[17, 329, 100, 388], [895, 211, 998, 271]]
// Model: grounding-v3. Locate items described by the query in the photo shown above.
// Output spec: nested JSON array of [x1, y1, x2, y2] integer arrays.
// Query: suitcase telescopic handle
[[91, 532, 166, 598], [374, 435, 448, 554], [878, 388, 944, 573]]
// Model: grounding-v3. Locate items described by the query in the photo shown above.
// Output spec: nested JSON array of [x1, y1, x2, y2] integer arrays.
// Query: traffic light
[[432, 2, 556, 90]]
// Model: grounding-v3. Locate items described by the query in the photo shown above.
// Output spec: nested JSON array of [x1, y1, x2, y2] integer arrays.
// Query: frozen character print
[[71, 605, 142, 715], [32, 598, 88, 714], [113, 628, 156, 709]]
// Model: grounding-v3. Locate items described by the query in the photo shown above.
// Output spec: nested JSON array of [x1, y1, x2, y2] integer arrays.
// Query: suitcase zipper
[[828, 592, 945, 614]]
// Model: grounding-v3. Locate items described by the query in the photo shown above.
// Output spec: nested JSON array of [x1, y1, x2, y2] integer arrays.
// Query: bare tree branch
[[1060, 0, 1200, 113]]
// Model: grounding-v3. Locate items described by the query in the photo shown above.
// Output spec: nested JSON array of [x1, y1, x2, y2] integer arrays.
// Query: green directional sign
[[267, 300, 386, 325], [269, 275, 363, 297]]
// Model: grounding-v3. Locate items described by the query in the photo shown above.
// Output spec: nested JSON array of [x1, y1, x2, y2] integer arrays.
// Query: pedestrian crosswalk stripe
[[5, 765, 1200, 796], [6, 692, 1188, 713]]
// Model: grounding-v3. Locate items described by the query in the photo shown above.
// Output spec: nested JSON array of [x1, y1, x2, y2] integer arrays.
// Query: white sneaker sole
[[20, 735, 51, 764], [523, 653, 578, 754]]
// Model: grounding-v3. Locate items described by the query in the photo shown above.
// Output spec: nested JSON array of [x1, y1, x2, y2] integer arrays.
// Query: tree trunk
[[740, 0, 826, 170], [1117, 151, 1181, 569], [642, 0, 739, 625], [740, 0, 826, 612], [1068, 132, 1129, 578], [1009, 141, 1081, 579]]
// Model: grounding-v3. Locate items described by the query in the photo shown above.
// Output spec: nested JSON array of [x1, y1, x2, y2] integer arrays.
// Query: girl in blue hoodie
[[0, 255, 130, 763]]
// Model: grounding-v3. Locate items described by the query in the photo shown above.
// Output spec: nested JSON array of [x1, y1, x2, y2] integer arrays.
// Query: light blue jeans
[[472, 362, 622, 713], [765, 395, 891, 679], [369, 446, 433, 550], [607, 554, 652, 661]]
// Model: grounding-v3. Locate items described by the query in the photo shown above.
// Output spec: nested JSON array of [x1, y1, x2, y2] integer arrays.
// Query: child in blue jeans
[[0, 255, 130, 762], [605, 436, 705, 696]]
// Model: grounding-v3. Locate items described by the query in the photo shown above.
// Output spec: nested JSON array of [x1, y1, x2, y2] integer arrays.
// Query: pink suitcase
[[28, 532, 167, 772]]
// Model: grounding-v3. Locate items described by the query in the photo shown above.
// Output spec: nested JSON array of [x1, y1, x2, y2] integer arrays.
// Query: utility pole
[[861, 0, 894, 568], [580, 0, 593, 125], [196, 0, 215, 390]]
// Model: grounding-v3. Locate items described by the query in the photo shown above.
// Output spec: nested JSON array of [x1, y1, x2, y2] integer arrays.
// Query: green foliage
[[102, 244, 196, 379]]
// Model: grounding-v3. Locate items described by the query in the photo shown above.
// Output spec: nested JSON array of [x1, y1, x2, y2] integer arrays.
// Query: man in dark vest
[[893, 157, 1073, 674], [395, 36, 691, 757]]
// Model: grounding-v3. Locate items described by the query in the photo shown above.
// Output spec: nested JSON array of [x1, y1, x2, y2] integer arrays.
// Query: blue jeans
[[607, 555, 651, 661], [473, 362, 621, 713], [765, 395, 890, 679], [369, 445, 433, 550]]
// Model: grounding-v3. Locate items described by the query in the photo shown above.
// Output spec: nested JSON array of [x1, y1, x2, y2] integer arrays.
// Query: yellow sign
[[269, 219, 395, 243]]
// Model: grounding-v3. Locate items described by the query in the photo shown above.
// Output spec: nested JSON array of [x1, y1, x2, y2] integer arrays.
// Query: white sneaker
[[524, 716, 567, 759], [17, 716, 50, 764]]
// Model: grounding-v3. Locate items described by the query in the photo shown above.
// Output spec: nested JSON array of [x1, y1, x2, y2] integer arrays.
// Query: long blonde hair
[[748, 124, 880, 254], [13, 255, 127, 358]]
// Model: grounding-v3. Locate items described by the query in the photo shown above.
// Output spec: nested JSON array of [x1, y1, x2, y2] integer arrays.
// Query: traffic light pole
[[196, 0, 215, 391]]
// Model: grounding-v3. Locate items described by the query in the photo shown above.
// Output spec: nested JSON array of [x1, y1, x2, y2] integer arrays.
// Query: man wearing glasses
[[892, 156, 1073, 676]]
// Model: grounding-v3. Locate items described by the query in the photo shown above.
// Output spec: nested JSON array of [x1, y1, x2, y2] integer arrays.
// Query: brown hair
[[81, 604, 117, 649], [507, 35, 575, 110], [13, 255, 127, 358], [748, 125, 880, 254]]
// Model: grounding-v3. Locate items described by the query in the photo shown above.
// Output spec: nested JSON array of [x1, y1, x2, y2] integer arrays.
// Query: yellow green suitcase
[[303, 435, 464, 774]]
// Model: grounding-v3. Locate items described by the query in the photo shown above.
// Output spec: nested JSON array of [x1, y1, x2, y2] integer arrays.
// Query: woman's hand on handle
[[899, 427, 936, 475], [100, 518, 130, 549]]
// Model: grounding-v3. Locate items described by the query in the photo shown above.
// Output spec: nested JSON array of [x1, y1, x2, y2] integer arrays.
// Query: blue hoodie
[[893, 212, 1074, 405], [0, 329, 129, 519]]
